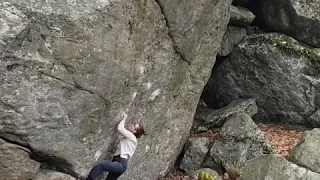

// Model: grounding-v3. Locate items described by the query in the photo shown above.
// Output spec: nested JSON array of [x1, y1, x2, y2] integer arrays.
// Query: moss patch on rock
[[247, 34, 320, 74]]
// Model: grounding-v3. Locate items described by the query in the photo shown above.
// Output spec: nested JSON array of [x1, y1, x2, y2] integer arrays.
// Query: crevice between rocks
[[154, 0, 191, 66], [0, 136, 78, 179]]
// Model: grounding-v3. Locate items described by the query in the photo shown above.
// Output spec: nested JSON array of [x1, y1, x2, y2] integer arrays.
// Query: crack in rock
[[154, 0, 191, 66], [40, 71, 109, 104]]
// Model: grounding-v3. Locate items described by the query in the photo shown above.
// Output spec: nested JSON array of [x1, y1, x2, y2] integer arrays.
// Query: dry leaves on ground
[[257, 123, 305, 158]]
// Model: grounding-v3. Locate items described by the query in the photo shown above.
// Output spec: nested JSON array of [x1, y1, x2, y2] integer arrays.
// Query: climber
[[86, 112, 146, 180]]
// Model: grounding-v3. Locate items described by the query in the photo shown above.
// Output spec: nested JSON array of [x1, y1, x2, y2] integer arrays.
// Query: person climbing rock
[[86, 112, 146, 180]]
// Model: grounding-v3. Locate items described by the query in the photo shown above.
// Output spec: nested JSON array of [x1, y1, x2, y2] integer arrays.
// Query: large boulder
[[261, 0, 320, 47], [229, 5, 255, 27], [205, 33, 320, 126], [33, 170, 76, 180], [179, 137, 212, 175], [0, 138, 40, 180], [307, 110, 320, 127], [288, 128, 320, 174], [196, 98, 258, 128], [219, 25, 247, 56], [0, 0, 232, 179], [210, 113, 273, 169], [242, 155, 320, 180]]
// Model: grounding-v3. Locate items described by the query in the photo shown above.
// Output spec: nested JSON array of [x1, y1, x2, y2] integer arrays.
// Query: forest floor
[[164, 121, 309, 180]]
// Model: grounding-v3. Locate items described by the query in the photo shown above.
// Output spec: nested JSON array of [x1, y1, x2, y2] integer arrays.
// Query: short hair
[[134, 124, 146, 138]]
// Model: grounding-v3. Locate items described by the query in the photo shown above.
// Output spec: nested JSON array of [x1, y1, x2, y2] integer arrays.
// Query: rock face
[[179, 137, 212, 175], [0, 0, 231, 179], [196, 98, 258, 128], [261, 0, 320, 47], [0, 138, 40, 180], [307, 110, 320, 127], [205, 33, 320, 126], [229, 5, 255, 27], [34, 170, 76, 180], [242, 155, 320, 180], [288, 128, 320, 174], [210, 113, 273, 168], [219, 25, 247, 56]]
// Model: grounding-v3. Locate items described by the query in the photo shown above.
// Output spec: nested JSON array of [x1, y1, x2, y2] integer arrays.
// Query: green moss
[[248, 34, 320, 74]]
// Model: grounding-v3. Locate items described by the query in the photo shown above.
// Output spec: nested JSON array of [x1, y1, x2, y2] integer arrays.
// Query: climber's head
[[126, 123, 146, 138]]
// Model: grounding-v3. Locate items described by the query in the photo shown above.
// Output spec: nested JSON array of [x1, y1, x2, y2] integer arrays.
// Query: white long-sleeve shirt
[[114, 119, 137, 159]]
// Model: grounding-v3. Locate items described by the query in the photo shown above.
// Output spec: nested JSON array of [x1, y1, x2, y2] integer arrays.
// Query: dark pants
[[86, 155, 128, 180]]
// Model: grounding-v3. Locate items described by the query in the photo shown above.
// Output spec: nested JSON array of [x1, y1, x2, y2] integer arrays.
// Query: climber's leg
[[105, 172, 122, 180], [86, 161, 123, 180]]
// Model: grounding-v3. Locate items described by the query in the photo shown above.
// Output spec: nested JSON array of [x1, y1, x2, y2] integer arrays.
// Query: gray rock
[[157, 0, 232, 69], [246, 26, 265, 35], [261, 0, 320, 47], [196, 98, 258, 128], [219, 25, 247, 56], [242, 155, 320, 180], [288, 128, 320, 174], [210, 113, 273, 169], [0, 0, 232, 179], [33, 170, 76, 180], [0, 138, 40, 180], [191, 168, 222, 180], [205, 33, 320, 126], [202, 158, 226, 175], [307, 110, 320, 127], [230, 5, 255, 27], [180, 137, 212, 176]]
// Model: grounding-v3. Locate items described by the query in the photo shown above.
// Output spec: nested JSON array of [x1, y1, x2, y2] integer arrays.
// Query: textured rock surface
[[307, 110, 320, 127], [289, 128, 320, 174], [0, 138, 40, 180], [33, 170, 76, 180], [0, 0, 231, 179], [261, 0, 320, 47], [242, 155, 320, 180], [219, 25, 247, 56], [230, 5, 255, 27], [205, 33, 320, 126], [196, 98, 257, 128], [179, 137, 212, 175], [210, 113, 273, 168]]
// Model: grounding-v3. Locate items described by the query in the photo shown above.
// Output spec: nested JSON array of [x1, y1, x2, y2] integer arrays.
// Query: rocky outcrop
[[196, 98, 258, 128], [242, 155, 320, 180], [0, 138, 39, 180], [219, 26, 247, 56], [205, 33, 320, 126], [0, 0, 232, 179], [179, 137, 212, 176], [260, 0, 320, 47], [230, 5, 255, 27], [307, 110, 320, 127], [34, 170, 76, 180], [288, 128, 320, 174], [210, 113, 273, 169]]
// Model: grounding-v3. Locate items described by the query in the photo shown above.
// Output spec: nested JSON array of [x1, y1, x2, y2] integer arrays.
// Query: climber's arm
[[117, 113, 136, 140]]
